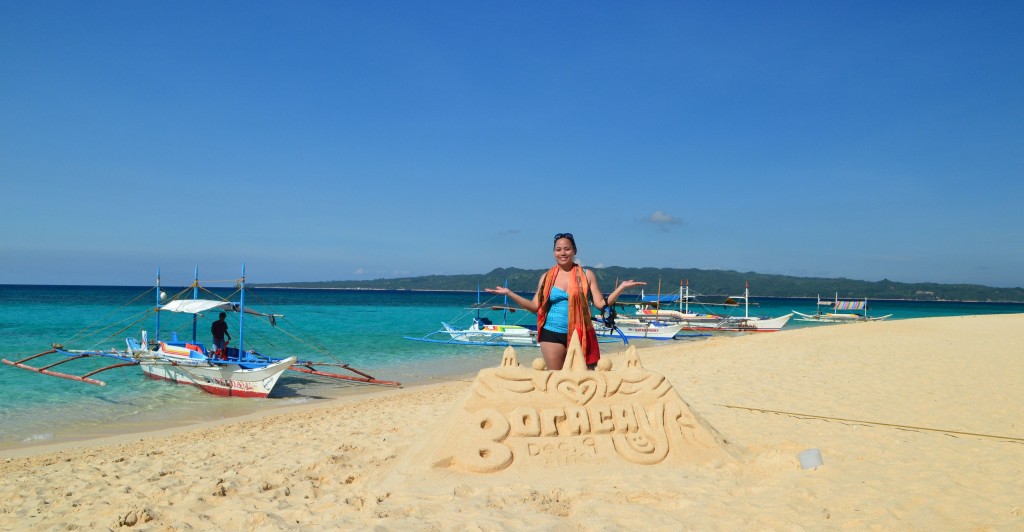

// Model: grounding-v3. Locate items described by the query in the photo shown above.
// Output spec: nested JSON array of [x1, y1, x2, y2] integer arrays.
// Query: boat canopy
[[160, 299, 279, 324], [834, 300, 867, 311], [161, 299, 235, 314], [639, 294, 683, 304]]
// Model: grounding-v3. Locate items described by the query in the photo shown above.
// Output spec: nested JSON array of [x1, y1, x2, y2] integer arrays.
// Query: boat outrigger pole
[[2, 348, 139, 386]]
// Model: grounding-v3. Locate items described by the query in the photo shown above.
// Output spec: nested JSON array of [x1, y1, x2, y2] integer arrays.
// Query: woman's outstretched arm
[[485, 275, 544, 313], [586, 269, 645, 309]]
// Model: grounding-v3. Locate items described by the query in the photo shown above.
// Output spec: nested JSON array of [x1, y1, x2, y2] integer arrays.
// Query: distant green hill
[[257, 267, 1024, 302]]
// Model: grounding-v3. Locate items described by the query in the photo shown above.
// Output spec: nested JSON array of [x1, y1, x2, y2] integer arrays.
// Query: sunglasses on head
[[553, 233, 574, 241]]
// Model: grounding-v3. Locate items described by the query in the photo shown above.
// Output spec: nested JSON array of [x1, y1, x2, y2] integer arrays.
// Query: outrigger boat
[[404, 284, 540, 347], [437, 318, 539, 346], [405, 283, 629, 346], [793, 294, 892, 323], [626, 282, 791, 333], [2, 266, 400, 398], [689, 284, 791, 332], [630, 281, 731, 331]]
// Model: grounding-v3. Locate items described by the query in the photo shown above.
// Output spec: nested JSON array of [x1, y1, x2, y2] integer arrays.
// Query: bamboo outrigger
[[3, 347, 138, 386]]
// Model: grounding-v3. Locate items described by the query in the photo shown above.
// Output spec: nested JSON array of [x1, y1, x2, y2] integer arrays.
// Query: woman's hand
[[619, 280, 646, 289], [487, 286, 539, 313]]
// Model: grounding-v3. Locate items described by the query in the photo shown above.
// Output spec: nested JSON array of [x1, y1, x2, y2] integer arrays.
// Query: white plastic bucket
[[798, 448, 823, 469]]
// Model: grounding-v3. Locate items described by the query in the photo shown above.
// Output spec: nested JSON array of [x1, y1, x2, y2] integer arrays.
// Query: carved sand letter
[[510, 407, 541, 437], [564, 406, 591, 435], [612, 403, 669, 465], [591, 405, 614, 434], [457, 408, 513, 473], [610, 404, 638, 433], [539, 408, 566, 437]]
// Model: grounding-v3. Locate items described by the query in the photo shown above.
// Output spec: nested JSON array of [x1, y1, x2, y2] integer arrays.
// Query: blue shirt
[[543, 286, 570, 333]]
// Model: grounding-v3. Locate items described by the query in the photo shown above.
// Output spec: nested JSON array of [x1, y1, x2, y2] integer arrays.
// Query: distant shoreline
[[244, 264, 1023, 302], [255, 286, 478, 293], [250, 286, 1024, 304], [2, 282, 1022, 303]]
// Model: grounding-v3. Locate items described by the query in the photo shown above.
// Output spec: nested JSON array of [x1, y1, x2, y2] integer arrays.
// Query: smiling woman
[[486, 233, 645, 371]]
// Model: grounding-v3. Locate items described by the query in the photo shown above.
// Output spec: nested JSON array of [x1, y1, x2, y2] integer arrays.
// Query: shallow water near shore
[[1, 284, 1021, 450]]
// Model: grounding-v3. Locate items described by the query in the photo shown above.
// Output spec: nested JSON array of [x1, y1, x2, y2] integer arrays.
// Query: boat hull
[[439, 322, 539, 346], [684, 313, 793, 332], [594, 319, 684, 339], [139, 355, 297, 398], [793, 311, 892, 323]]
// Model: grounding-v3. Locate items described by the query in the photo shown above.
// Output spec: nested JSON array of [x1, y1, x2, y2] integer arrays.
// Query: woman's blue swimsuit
[[543, 286, 570, 334]]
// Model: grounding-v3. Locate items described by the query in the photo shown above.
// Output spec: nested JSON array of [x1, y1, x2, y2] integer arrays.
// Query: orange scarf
[[536, 264, 600, 365]]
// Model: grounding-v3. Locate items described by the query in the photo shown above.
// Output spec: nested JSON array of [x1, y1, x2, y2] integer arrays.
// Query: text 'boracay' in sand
[[425, 334, 735, 474]]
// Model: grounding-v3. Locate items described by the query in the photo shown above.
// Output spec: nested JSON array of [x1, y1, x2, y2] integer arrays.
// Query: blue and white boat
[[404, 284, 540, 347], [2, 265, 400, 398], [627, 282, 792, 333]]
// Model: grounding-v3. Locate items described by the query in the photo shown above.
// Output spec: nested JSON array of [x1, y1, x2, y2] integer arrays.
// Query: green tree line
[[258, 267, 1024, 302]]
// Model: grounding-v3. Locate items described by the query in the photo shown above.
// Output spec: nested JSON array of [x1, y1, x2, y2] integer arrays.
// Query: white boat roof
[[160, 299, 281, 324], [161, 299, 234, 314]]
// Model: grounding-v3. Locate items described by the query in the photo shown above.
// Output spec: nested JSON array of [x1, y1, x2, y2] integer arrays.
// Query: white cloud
[[644, 211, 683, 229]]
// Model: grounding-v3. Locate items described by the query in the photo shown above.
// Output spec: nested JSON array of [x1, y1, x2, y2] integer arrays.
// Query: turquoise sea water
[[1, 284, 1022, 451]]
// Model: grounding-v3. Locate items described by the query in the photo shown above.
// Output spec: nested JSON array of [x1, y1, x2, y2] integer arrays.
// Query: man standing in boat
[[211, 312, 231, 354]]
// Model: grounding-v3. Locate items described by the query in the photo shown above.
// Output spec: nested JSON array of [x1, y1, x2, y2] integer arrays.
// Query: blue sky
[[2, 1, 1022, 288]]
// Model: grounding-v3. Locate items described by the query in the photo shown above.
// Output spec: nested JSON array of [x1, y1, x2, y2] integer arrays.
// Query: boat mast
[[155, 267, 161, 344], [744, 282, 750, 319], [655, 278, 662, 318], [502, 278, 509, 324], [238, 262, 246, 353], [475, 283, 481, 324], [191, 265, 199, 343]]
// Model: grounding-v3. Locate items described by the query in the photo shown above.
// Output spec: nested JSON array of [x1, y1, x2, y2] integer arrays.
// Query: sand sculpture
[[419, 333, 734, 474]]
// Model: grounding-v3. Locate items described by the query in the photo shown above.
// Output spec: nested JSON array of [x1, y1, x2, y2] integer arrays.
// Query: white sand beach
[[1, 314, 1021, 530]]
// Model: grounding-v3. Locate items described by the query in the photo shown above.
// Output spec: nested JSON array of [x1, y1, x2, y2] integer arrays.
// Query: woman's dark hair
[[553, 232, 576, 252]]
